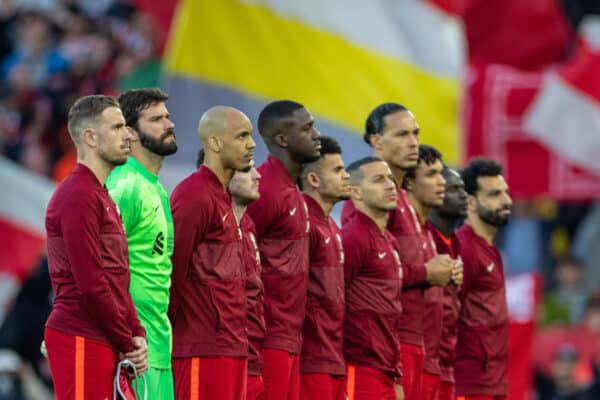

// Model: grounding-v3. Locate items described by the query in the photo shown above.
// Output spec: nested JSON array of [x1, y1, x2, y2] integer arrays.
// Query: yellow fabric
[[165, 0, 460, 163]]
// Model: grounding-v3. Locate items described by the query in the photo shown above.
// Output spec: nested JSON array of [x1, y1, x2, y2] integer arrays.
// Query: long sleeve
[[61, 195, 135, 353], [168, 193, 205, 321]]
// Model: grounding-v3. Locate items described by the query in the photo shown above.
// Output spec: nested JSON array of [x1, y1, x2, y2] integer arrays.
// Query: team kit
[[44, 89, 512, 400]]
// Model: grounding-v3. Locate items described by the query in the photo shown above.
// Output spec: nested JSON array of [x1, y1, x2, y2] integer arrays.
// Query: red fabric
[[0, 219, 45, 281], [169, 166, 247, 358], [299, 373, 346, 400], [45, 327, 134, 400], [506, 273, 543, 400], [342, 211, 403, 379], [463, 62, 600, 200], [346, 364, 396, 400], [300, 194, 345, 375], [439, 380, 454, 400], [422, 372, 441, 400], [241, 215, 265, 376], [342, 190, 430, 347], [247, 375, 265, 400], [400, 342, 424, 400], [45, 164, 144, 353], [455, 396, 506, 400], [246, 156, 310, 355], [262, 349, 300, 400], [461, 0, 571, 69], [428, 223, 461, 383], [172, 356, 247, 400], [454, 225, 508, 397]]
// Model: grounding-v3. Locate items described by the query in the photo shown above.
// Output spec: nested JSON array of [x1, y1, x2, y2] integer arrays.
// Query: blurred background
[[1, 0, 600, 398]]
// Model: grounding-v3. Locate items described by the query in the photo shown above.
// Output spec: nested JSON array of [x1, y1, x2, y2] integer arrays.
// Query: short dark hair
[[403, 144, 443, 185], [257, 100, 304, 137], [364, 102, 407, 146], [461, 157, 503, 196], [118, 88, 169, 130], [196, 148, 205, 168], [347, 156, 383, 185], [299, 136, 343, 189], [68, 95, 120, 144]]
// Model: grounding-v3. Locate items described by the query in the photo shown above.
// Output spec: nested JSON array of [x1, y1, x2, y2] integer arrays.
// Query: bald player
[[169, 106, 256, 400], [246, 100, 321, 400]]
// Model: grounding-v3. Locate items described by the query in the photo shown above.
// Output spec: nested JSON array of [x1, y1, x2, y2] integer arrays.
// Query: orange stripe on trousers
[[191, 357, 200, 400], [346, 365, 356, 400], [75, 336, 85, 400]]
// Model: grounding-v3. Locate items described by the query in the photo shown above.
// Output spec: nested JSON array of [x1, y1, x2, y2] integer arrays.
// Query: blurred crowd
[[0, 0, 164, 183], [2, 1, 600, 399]]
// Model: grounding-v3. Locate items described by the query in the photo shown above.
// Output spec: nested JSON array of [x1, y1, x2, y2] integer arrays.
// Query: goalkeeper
[[107, 88, 178, 399]]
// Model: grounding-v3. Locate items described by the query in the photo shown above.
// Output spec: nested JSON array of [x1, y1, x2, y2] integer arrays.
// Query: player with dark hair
[[427, 167, 468, 400], [454, 158, 512, 400], [342, 156, 403, 399], [247, 100, 321, 400], [106, 88, 177, 398], [343, 104, 456, 400], [403, 145, 463, 400], [169, 106, 256, 400], [45, 95, 146, 399], [298, 136, 350, 400]]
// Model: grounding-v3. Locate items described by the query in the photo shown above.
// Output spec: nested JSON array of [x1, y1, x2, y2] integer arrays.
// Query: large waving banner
[[161, 0, 463, 188]]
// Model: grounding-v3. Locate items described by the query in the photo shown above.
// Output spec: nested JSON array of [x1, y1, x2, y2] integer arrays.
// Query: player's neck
[[428, 211, 456, 238], [270, 149, 302, 180], [132, 145, 163, 176], [466, 214, 497, 245], [303, 190, 334, 217], [373, 150, 405, 187], [407, 192, 431, 224], [78, 152, 111, 185], [356, 202, 389, 233], [232, 200, 247, 225], [203, 160, 234, 190]]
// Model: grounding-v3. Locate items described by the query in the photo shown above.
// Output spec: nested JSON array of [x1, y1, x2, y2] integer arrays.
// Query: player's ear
[[82, 127, 97, 148], [467, 195, 477, 213], [274, 132, 288, 148], [306, 171, 320, 189], [207, 135, 222, 153]]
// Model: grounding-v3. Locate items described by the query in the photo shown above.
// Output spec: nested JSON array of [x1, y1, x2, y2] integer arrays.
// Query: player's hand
[[452, 257, 464, 286], [425, 254, 453, 286], [124, 336, 148, 374], [395, 383, 405, 400]]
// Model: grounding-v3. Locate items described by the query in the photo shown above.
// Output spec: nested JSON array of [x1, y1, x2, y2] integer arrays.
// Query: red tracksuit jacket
[[169, 166, 247, 358], [342, 189, 431, 348], [300, 194, 345, 376], [45, 164, 145, 354], [427, 221, 462, 383], [342, 210, 403, 380], [246, 156, 310, 355], [454, 224, 508, 396]]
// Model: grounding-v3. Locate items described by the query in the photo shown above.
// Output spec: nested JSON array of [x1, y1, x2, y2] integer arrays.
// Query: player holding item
[[454, 158, 512, 400], [107, 88, 178, 399], [169, 106, 255, 400], [45, 95, 146, 400], [342, 157, 404, 400], [298, 136, 351, 400], [246, 100, 321, 400]]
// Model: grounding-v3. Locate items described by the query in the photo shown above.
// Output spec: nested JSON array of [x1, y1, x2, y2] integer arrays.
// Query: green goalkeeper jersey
[[107, 157, 174, 369]]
